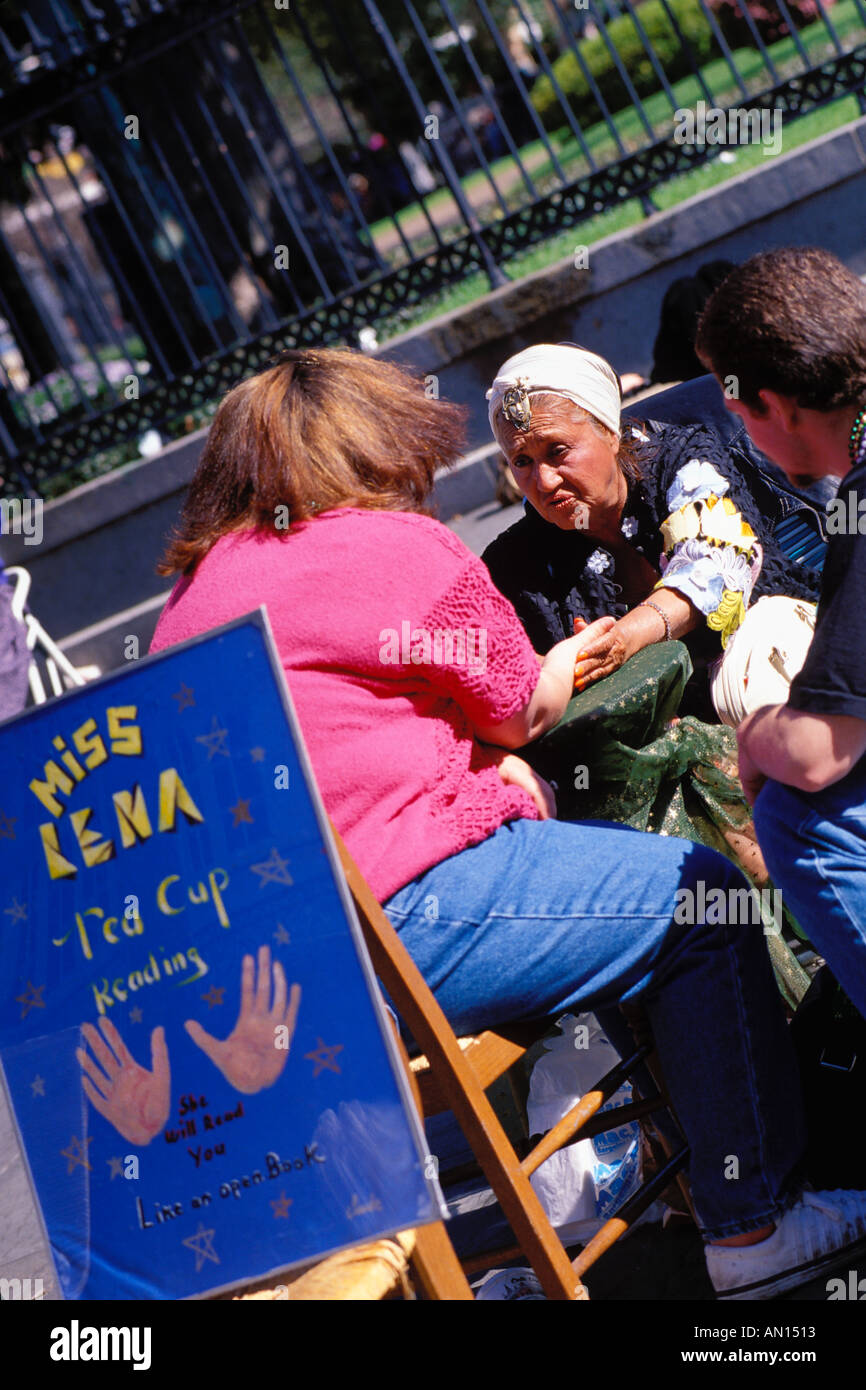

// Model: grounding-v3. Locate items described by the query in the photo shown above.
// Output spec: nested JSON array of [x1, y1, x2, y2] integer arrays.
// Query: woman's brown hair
[[158, 347, 467, 576]]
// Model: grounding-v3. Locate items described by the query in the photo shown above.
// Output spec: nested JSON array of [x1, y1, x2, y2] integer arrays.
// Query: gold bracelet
[[637, 599, 672, 641]]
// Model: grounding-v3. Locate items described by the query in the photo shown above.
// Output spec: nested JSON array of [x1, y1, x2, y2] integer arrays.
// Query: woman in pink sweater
[[150, 347, 866, 1300]]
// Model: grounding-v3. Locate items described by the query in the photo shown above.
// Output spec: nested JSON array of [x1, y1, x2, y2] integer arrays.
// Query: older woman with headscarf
[[482, 344, 820, 718]]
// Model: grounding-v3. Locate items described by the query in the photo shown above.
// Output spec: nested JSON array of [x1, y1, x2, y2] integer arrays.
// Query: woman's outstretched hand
[[77, 1017, 170, 1147], [185, 946, 301, 1095], [473, 621, 617, 748]]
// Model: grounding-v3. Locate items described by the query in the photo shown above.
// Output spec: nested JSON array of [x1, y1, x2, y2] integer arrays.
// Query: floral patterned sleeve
[[655, 458, 763, 646]]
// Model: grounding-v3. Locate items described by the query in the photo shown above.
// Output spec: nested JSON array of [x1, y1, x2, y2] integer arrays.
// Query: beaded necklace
[[849, 406, 866, 469]]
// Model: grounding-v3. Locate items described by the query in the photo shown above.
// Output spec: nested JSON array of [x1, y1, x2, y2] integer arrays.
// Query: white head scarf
[[486, 343, 622, 438]]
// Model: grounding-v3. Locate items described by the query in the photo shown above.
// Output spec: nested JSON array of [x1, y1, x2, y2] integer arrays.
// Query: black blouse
[[482, 420, 821, 716]]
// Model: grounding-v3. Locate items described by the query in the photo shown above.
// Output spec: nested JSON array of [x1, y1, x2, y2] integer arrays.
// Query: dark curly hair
[[695, 247, 866, 414]]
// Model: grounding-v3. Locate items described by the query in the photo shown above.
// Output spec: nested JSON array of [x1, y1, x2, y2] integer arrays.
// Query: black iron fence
[[0, 0, 864, 498]]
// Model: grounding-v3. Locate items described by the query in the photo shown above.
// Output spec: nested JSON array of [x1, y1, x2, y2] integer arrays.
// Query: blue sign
[[0, 611, 442, 1299]]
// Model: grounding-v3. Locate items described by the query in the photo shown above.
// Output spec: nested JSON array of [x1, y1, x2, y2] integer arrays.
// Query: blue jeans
[[755, 765, 866, 1019], [384, 817, 806, 1239]]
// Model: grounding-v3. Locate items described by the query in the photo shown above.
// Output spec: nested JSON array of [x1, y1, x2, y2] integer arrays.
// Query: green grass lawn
[[372, 79, 864, 341], [369, 0, 866, 257], [374, 87, 863, 343]]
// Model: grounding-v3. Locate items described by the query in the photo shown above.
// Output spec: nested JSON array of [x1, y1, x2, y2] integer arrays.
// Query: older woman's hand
[[572, 615, 630, 690]]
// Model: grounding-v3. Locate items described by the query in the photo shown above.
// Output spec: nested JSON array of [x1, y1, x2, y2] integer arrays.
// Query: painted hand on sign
[[76, 1017, 171, 1146], [184, 945, 301, 1095]]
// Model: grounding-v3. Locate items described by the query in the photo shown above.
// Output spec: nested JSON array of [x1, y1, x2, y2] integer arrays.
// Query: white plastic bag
[[526, 1013, 642, 1245]]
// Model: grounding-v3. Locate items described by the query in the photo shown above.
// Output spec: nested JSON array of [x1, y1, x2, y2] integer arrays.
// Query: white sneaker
[[706, 1189, 866, 1300], [474, 1267, 546, 1300]]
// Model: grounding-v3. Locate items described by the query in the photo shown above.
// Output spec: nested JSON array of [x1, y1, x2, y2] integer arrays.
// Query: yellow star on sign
[[61, 1134, 93, 1174]]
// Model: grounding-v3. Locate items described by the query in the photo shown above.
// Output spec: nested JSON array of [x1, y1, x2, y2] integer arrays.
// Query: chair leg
[[409, 1222, 475, 1300], [388, 1029, 475, 1300], [338, 830, 589, 1299], [391, 1004, 587, 1298], [571, 1146, 689, 1280]]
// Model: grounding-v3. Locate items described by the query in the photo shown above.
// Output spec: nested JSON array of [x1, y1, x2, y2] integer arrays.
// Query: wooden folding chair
[[332, 826, 692, 1301]]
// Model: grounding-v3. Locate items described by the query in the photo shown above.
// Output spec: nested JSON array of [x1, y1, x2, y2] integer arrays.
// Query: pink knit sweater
[[150, 509, 541, 900]]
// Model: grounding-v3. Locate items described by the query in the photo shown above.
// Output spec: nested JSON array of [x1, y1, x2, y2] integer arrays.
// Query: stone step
[[57, 591, 171, 676]]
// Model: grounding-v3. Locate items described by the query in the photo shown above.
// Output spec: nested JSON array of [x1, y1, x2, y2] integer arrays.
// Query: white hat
[[486, 343, 621, 437]]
